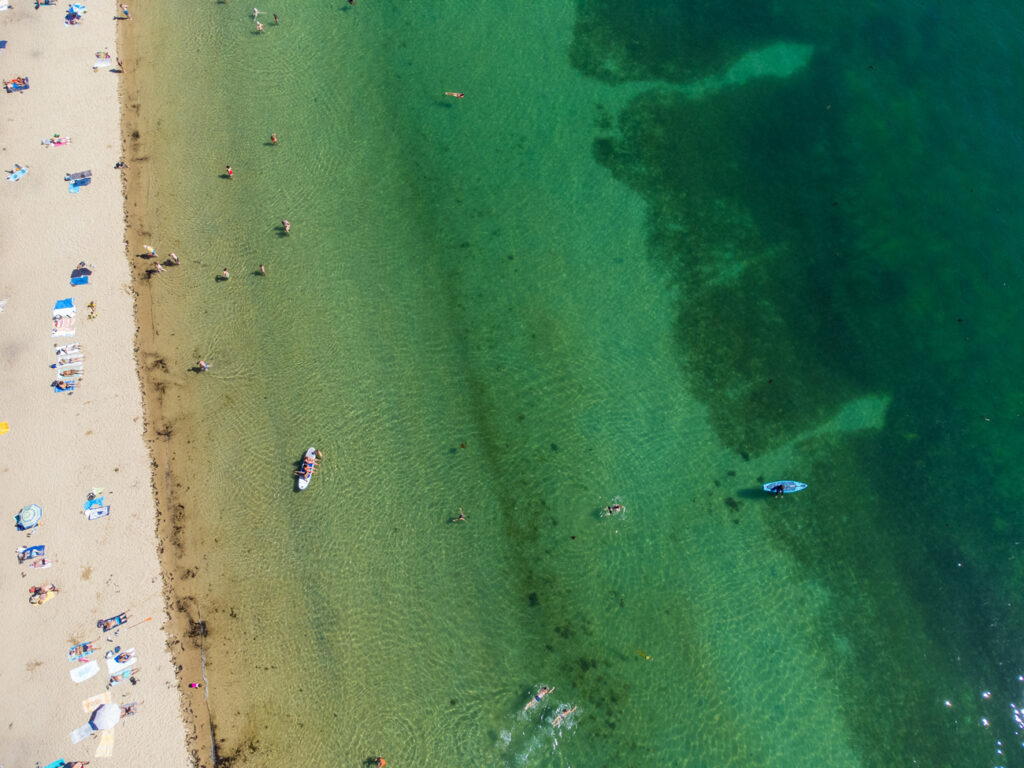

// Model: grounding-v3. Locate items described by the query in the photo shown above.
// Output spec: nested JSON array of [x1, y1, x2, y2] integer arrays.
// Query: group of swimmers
[[523, 685, 577, 727]]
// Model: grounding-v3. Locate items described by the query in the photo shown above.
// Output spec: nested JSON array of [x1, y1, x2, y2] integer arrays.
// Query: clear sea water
[[132, 1, 1024, 765]]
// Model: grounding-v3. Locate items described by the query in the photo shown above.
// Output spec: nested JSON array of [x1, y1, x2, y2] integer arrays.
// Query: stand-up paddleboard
[[296, 446, 317, 491], [763, 480, 807, 494]]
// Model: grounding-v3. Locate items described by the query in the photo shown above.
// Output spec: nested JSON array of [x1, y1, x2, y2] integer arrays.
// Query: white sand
[[0, 2, 189, 765]]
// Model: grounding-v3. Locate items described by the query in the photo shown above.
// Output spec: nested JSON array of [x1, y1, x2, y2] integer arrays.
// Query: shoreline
[[0, 2, 190, 766], [115, 9, 219, 768]]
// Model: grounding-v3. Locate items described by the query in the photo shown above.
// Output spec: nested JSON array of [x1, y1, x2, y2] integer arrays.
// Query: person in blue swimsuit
[[524, 686, 553, 711]]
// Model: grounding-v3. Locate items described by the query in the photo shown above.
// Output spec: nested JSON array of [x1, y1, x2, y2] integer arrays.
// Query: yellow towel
[[94, 728, 115, 757], [81, 690, 111, 712], [0, 421, 8, 435]]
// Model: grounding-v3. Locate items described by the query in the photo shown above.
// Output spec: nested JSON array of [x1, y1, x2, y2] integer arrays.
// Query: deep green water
[[134, 1, 1024, 765]]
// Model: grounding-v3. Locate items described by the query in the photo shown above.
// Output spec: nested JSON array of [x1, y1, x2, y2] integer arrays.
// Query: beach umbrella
[[90, 703, 120, 731], [15, 504, 42, 530]]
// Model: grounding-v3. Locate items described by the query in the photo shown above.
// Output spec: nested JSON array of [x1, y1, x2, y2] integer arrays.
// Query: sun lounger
[[86, 505, 109, 520], [105, 648, 136, 675], [69, 659, 99, 683]]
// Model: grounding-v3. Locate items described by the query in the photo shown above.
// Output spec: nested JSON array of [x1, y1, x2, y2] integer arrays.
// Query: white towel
[[70, 659, 99, 683], [105, 648, 135, 674]]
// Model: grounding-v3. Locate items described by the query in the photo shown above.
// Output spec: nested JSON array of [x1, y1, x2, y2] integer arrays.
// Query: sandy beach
[[0, 2, 189, 765]]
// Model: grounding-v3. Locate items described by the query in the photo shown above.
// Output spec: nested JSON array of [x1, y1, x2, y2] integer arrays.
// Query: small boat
[[763, 480, 807, 495], [296, 446, 317, 491]]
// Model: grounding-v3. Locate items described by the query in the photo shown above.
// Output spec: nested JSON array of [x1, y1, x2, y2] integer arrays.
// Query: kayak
[[296, 446, 317, 491], [763, 480, 807, 494]]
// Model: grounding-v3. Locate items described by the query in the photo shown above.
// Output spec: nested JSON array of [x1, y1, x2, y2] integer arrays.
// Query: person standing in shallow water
[[226, 165, 233, 179], [270, 132, 277, 144]]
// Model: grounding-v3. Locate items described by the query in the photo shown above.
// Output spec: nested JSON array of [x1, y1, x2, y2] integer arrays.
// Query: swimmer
[[252, 7, 259, 18], [256, 21, 263, 32], [282, 219, 291, 233], [552, 705, 577, 727], [444, 91, 465, 99], [602, 504, 624, 517], [450, 508, 466, 523], [524, 685, 554, 711], [273, 14, 279, 24], [270, 132, 277, 144], [259, 263, 266, 275]]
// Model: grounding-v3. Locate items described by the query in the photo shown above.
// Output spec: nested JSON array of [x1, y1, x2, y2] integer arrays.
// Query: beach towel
[[81, 691, 111, 712], [42, 760, 66, 768], [69, 723, 92, 744], [94, 729, 115, 757], [70, 275, 89, 286], [105, 648, 135, 674], [84, 496, 104, 510], [86, 505, 109, 521], [52, 316, 75, 337], [6, 165, 27, 181], [69, 659, 99, 683]]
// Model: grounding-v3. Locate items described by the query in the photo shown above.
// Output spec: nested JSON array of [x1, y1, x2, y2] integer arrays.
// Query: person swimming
[[552, 705, 577, 727], [523, 685, 553, 711], [602, 504, 624, 517]]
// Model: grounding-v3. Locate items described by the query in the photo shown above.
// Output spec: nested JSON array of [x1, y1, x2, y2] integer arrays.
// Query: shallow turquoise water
[[135, 1, 1024, 765]]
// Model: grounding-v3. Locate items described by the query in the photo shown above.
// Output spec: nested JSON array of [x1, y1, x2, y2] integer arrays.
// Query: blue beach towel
[[70, 275, 88, 286], [84, 496, 104, 510]]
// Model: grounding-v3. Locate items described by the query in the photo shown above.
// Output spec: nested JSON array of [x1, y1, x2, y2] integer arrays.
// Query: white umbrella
[[90, 703, 120, 730]]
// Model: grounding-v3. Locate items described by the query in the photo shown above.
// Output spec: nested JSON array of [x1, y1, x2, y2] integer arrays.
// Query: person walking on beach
[[226, 165, 233, 179], [116, 57, 124, 72], [120, 4, 130, 19], [445, 91, 465, 99], [282, 219, 291, 234]]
